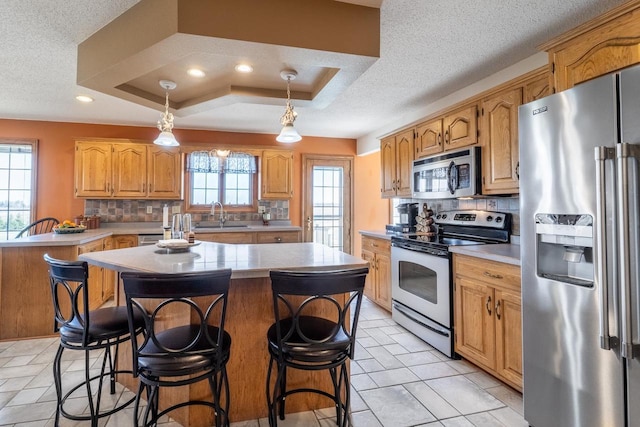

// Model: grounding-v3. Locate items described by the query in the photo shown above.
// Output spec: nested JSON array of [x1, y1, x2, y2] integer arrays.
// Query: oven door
[[391, 245, 451, 328]]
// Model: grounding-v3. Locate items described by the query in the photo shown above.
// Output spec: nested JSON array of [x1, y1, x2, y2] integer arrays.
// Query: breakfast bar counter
[[79, 242, 368, 425]]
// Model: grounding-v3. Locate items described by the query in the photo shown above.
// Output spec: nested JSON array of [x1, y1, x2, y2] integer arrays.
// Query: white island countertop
[[78, 241, 368, 279]]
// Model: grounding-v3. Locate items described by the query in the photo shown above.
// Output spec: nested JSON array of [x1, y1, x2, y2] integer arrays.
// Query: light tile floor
[[0, 298, 526, 426]]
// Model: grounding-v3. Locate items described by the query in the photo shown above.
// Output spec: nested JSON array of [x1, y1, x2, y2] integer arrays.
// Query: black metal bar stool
[[44, 253, 145, 427], [121, 269, 233, 427], [266, 267, 368, 427]]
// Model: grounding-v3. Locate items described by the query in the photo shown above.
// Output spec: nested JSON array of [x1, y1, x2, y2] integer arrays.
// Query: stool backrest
[[269, 267, 369, 359], [120, 269, 232, 375], [43, 253, 92, 346], [17, 217, 59, 238]]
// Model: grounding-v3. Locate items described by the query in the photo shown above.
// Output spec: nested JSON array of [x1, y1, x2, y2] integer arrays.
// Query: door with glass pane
[[302, 155, 353, 253]]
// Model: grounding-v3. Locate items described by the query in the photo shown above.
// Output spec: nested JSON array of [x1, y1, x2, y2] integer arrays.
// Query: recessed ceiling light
[[187, 68, 206, 78], [75, 95, 94, 103], [235, 64, 253, 73]]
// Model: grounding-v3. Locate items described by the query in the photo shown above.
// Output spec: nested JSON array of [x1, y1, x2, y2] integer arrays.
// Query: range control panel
[[435, 210, 509, 229]]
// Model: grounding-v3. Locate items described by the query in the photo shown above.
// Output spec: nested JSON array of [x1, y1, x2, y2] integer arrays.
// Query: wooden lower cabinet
[[198, 230, 301, 244], [77, 238, 108, 310], [453, 254, 522, 391], [361, 236, 391, 311]]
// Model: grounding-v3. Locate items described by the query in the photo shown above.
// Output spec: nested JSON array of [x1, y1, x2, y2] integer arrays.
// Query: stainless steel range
[[391, 210, 511, 357]]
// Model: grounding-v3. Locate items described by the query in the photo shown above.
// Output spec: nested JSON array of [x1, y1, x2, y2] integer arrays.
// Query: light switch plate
[[172, 205, 181, 214], [146, 206, 153, 214], [258, 206, 266, 214]]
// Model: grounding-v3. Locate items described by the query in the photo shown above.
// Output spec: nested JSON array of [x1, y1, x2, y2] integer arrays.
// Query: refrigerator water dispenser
[[535, 214, 594, 287]]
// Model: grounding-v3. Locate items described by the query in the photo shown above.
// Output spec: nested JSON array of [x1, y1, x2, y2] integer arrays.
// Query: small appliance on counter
[[385, 202, 419, 234]]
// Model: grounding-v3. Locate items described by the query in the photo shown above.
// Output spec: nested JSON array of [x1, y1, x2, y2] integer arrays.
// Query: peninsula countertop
[[78, 241, 368, 279]]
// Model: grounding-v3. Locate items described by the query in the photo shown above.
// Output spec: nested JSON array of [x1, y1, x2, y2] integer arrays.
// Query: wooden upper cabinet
[[112, 144, 147, 198], [481, 88, 522, 195], [380, 136, 396, 197], [380, 130, 413, 198], [75, 142, 112, 197], [395, 129, 414, 196], [147, 146, 182, 199], [542, 2, 640, 92], [443, 104, 478, 150], [523, 74, 551, 104], [75, 140, 182, 199], [260, 150, 293, 199], [415, 119, 444, 158]]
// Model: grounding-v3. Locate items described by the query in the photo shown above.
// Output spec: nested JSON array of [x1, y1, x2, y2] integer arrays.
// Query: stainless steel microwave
[[412, 147, 481, 199]]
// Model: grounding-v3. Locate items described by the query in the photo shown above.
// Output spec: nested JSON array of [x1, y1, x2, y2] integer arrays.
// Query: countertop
[[79, 241, 368, 279], [359, 230, 392, 240], [449, 243, 521, 266], [0, 223, 302, 248]]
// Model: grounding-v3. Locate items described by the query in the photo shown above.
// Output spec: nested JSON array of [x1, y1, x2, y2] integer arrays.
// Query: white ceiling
[[0, 0, 627, 141]]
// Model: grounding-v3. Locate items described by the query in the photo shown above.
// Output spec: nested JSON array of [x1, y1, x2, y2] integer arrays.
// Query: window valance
[[187, 150, 257, 173]]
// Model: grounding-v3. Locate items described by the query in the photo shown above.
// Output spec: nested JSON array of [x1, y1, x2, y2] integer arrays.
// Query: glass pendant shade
[[154, 130, 179, 147], [276, 124, 302, 143]]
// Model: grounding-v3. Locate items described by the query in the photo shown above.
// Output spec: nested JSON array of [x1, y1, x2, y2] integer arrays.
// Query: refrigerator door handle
[[616, 143, 640, 359], [595, 146, 616, 350]]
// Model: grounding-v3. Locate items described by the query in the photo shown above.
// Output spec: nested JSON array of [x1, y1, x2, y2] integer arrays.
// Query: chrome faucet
[[211, 202, 227, 228]]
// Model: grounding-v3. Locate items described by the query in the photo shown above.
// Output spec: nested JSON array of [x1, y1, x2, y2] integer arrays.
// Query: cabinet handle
[[496, 300, 501, 320], [371, 242, 378, 247], [149, 183, 152, 192], [275, 237, 282, 243], [486, 296, 492, 315], [376, 258, 379, 270], [445, 130, 449, 145], [438, 133, 442, 146], [483, 271, 503, 280], [515, 161, 520, 181]]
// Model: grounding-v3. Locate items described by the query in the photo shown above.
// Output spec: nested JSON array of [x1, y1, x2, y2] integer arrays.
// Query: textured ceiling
[[0, 0, 628, 141]]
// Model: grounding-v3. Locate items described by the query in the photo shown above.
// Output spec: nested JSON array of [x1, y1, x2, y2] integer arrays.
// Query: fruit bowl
[[53, 225, 86, 234]]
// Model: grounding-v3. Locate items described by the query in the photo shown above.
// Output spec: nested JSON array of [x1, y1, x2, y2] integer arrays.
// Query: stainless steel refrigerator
[[519, 65, 640, 427]]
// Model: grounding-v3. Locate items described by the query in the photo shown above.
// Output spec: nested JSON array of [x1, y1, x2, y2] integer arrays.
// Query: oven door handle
[[393, 302, 450, 337]]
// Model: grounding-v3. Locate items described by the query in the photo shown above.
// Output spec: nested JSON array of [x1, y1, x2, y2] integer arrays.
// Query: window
[[185, 151, 258, 212], [0, 139, 37, 240]]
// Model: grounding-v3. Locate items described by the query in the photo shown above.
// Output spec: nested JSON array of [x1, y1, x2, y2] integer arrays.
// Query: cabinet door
[[148, 146, 182, 199], [376, 251, 392, 311], [113, 235, 138, 249], [74, 142, 112, 197], [261, 150, 293, 199], [380, 136, 396, 198], [523, 74, 550, 104], [77, 239, 104, 310], [415, 119, 443, 158], [395, 129, 414, 197], [454, 276, 495, 369], [443, 104, 478, 150], [112, 144, 147, 198], [481, 88, 522, 195], [361, 249, 376, 302], [102, 238, 115, 302], [495, 288, 523, 390]]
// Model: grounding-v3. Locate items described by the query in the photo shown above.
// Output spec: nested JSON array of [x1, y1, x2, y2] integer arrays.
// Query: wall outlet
[[258, 206, 266, 214], [172, 205, 181, 214], [146, 206, 153, 214]]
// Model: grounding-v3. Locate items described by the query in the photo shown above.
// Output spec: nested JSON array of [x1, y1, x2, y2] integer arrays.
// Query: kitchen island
[[79, 241, 368, 425]]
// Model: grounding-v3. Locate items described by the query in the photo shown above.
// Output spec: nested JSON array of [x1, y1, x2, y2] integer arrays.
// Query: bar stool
[[266, 267, 369, 427], [44, 254, 145, 427], [121, 269, 233, 427]]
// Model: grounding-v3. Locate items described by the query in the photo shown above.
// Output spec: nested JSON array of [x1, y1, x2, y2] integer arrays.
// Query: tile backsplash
[[398, 196, 521, 235], [83, 200, 289, 224]]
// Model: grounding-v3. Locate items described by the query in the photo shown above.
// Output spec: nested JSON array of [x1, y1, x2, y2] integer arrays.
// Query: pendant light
[[276, 70, 302, 143], [154, 80, 179, 147]]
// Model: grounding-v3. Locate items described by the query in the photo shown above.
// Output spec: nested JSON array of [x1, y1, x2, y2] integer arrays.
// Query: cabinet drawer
[[361, 236, 390, 253], [77, 238, 104, 255], [197, 232, 256, 244], [256, 231, 300, 244], [454, 254, 520, 291]]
